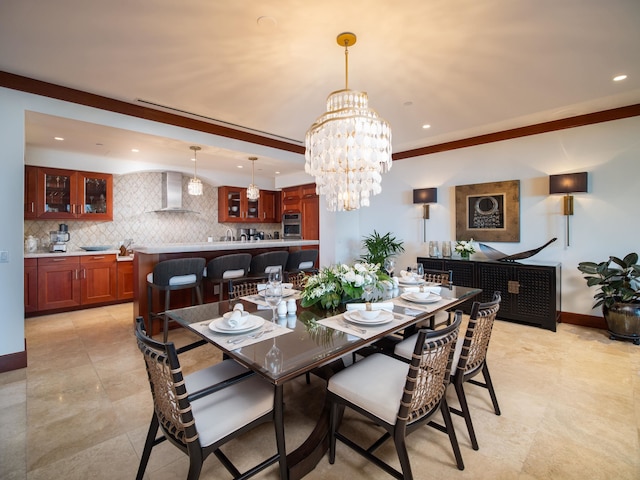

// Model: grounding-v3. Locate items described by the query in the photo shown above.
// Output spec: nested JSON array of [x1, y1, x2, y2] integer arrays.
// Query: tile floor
[[1, 303, 638, 479]]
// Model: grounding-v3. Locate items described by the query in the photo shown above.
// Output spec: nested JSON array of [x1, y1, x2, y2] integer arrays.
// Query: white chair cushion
[[184, 359, 249, 393], [189, 363, 274, 447], [328, 354, 409, 425], [265, 265, 281, 273], [146, 272, 197, 286], [395, 334, 463, 376], [222, 269, 245, 279], [298, 261, 314, 269]]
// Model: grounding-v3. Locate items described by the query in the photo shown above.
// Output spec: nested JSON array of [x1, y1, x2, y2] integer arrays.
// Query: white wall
[[2, 86, 639, 360], [322, 116, 640, 316]]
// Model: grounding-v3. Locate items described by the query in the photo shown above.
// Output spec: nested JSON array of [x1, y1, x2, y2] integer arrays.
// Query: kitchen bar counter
[[133, 239, 319, 330]]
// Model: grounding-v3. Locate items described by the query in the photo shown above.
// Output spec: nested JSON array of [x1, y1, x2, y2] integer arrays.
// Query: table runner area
[[317, 311, 413, 340], [189, 318, 292, 349]]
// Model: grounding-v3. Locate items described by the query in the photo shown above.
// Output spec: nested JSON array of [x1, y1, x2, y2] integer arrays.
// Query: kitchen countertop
[[133, 239, 319, 255], [25, 249, 134, 261]]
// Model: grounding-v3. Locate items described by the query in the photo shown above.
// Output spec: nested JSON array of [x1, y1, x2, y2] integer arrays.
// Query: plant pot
[[603, 301, 640, 345]]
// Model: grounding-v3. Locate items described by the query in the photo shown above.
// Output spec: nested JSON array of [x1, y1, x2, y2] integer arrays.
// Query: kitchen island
[[133, 239, 320, 328]]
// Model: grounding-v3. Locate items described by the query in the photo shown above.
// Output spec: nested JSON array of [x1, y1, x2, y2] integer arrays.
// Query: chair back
[[285, 249, 318, 273], [206, 253, 251, 280], [228, 279, 263, 299], [134, 317, 200, 449], [287, 271, 309, 289], [151, 258, 206, 287], [423, 268, 453, 286], [398, 312, 462, 424], [249, 251, 289, 276], [456, 292, 501, 376]]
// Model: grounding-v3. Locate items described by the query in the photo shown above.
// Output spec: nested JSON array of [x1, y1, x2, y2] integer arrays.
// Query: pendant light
[[187, 146, 203, 196], [247, 156, 260, 200], [305, 32, 392, 212]]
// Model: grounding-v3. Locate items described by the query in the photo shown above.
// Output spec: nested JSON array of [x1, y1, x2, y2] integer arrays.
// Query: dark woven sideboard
[[417, 257, 561, 331]]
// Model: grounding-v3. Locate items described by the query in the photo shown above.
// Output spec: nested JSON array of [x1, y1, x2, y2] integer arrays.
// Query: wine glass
[[264, 284, 283, 323], [383, 258, 395, 277], [268, 266, 283, 286], [363, 283, 374, 302], [264, 339, 283, 374], [415, 263, 424, 279]]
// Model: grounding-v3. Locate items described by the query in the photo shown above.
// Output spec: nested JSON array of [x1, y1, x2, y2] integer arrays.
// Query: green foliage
[[360, 230, 405, 267], [578, 252, 640, 309]]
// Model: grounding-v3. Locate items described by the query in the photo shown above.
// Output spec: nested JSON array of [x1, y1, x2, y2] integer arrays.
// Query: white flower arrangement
[[455, 239, 476, 256], [300, 262, 389, 309]]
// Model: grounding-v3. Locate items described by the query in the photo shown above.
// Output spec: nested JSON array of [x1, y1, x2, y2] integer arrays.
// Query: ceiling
[[2, 0, 639, 179]]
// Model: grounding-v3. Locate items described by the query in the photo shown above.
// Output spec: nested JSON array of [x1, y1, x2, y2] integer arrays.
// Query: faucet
[[225, 228, 234, 241]]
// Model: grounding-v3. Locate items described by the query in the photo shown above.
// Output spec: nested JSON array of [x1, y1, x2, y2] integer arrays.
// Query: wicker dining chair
[[394, 292, 502, 450], [327, 313, 464, 479], [133, 317, 286, 480], [227, 278, 265, 300]]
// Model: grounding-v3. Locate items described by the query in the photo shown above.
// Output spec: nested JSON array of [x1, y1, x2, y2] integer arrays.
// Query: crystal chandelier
[[187, 145, 203, 196], [247, 156, 260, 200], [305, 32, 392, 212]]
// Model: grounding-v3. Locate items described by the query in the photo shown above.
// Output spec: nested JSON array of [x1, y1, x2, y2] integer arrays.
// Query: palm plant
[[360, 230, 405, 267]]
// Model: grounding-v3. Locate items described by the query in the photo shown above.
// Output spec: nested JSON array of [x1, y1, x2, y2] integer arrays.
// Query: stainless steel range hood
[[151, 171, 200, 213]]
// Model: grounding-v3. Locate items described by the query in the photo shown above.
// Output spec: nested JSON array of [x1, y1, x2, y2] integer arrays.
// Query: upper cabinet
[[218, 186, 280, 223], [25, 166, 113, 221]]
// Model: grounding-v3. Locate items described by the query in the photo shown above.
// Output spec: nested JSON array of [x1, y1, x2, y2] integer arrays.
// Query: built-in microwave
[[283, 213, 302, 239]]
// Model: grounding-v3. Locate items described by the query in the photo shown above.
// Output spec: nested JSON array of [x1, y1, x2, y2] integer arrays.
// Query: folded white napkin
[[224, 309, 248, 328], [257, 283, 293, 292], [346, 302, 394, 312], [402, 286, 441, 294]]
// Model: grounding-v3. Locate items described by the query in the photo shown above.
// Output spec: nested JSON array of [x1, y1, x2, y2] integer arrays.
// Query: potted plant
[[578, 252, 640, 344], [360, 230, 405, 267]]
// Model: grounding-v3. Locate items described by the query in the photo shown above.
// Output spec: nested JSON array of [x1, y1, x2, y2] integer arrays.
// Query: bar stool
[[248, 251, 289, 279], [285, 249, 318, 275], [205, 253, 251, 301], [147, 257, 206, 342]]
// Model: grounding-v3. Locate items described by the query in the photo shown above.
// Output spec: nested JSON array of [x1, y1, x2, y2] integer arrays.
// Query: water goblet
[[415, 263, 424, 279], [384, 258, 395, 277], [268, 266, 283, 286], [363, 283, 374, 302], [264, 285, 283, 323]]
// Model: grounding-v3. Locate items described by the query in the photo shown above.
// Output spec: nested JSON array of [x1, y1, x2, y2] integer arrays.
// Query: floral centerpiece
[[455, 239, 476, 259], [300, 262, 390, 310]]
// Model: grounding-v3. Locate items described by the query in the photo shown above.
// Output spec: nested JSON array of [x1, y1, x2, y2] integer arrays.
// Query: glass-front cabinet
[[218, 186, 277, 223], [25, 166, 113, 221]]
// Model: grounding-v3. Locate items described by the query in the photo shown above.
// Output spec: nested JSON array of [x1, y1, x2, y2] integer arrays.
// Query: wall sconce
[[413, 188, 438, 242], [549, 172, 588, 247]]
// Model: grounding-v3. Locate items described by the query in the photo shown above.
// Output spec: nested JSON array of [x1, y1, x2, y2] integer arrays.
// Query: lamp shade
[[549, 172, 588, 194], [413, 188, 437, 204]]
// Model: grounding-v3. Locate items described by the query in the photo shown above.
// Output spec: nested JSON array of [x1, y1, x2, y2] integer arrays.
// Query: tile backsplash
[[24, 172, 281, 252]]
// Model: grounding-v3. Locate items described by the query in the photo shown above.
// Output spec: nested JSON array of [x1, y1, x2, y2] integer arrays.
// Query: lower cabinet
[[117, 261, 134, 300], [417, 257, 561, 331], [29, 254, 125, 314]]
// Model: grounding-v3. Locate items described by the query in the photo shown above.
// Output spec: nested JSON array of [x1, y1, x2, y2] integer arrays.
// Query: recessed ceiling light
[[275, 171, 280, 175], [237, 165, 243, 169], [422, 124, 431, 129], [54, 137, 64, 141], [131, 148, 139, 153], [613, 74, 627, 82]]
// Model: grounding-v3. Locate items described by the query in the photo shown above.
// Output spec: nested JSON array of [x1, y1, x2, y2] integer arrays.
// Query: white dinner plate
[[400, 292, 442, 304], [259, 288, 296, 298], [397, 277, 426, 286], [209, 315, 265, 334], [343, 310, 394, 326]]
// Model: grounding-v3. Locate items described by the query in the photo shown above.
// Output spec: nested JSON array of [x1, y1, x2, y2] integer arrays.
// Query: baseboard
[[0, 339, 27, 373], [560, 311, 607, 330]]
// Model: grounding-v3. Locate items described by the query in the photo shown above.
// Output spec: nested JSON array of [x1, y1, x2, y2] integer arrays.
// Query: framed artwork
[[455, 179, 520, 242]]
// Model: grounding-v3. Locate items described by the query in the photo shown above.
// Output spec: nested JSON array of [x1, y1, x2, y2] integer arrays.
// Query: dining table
[[165, 283, 482, 480]]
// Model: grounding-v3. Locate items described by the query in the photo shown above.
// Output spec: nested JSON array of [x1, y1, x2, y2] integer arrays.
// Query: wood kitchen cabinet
[[281, 183, 319, 241], [218, 186, 279, 223], [37, 256, 82, 310], [81, 254, 117, 304], [34, 254, 118, 312], [417, 257, 561, 331], [24, 258, 38, 313], [117, 261, 134, 300], [282, 186, 302, 214], [24, 166, 113, 221]]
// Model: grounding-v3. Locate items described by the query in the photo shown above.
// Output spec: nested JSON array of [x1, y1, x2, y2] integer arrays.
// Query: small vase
[[460, 252, 470, 260]]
